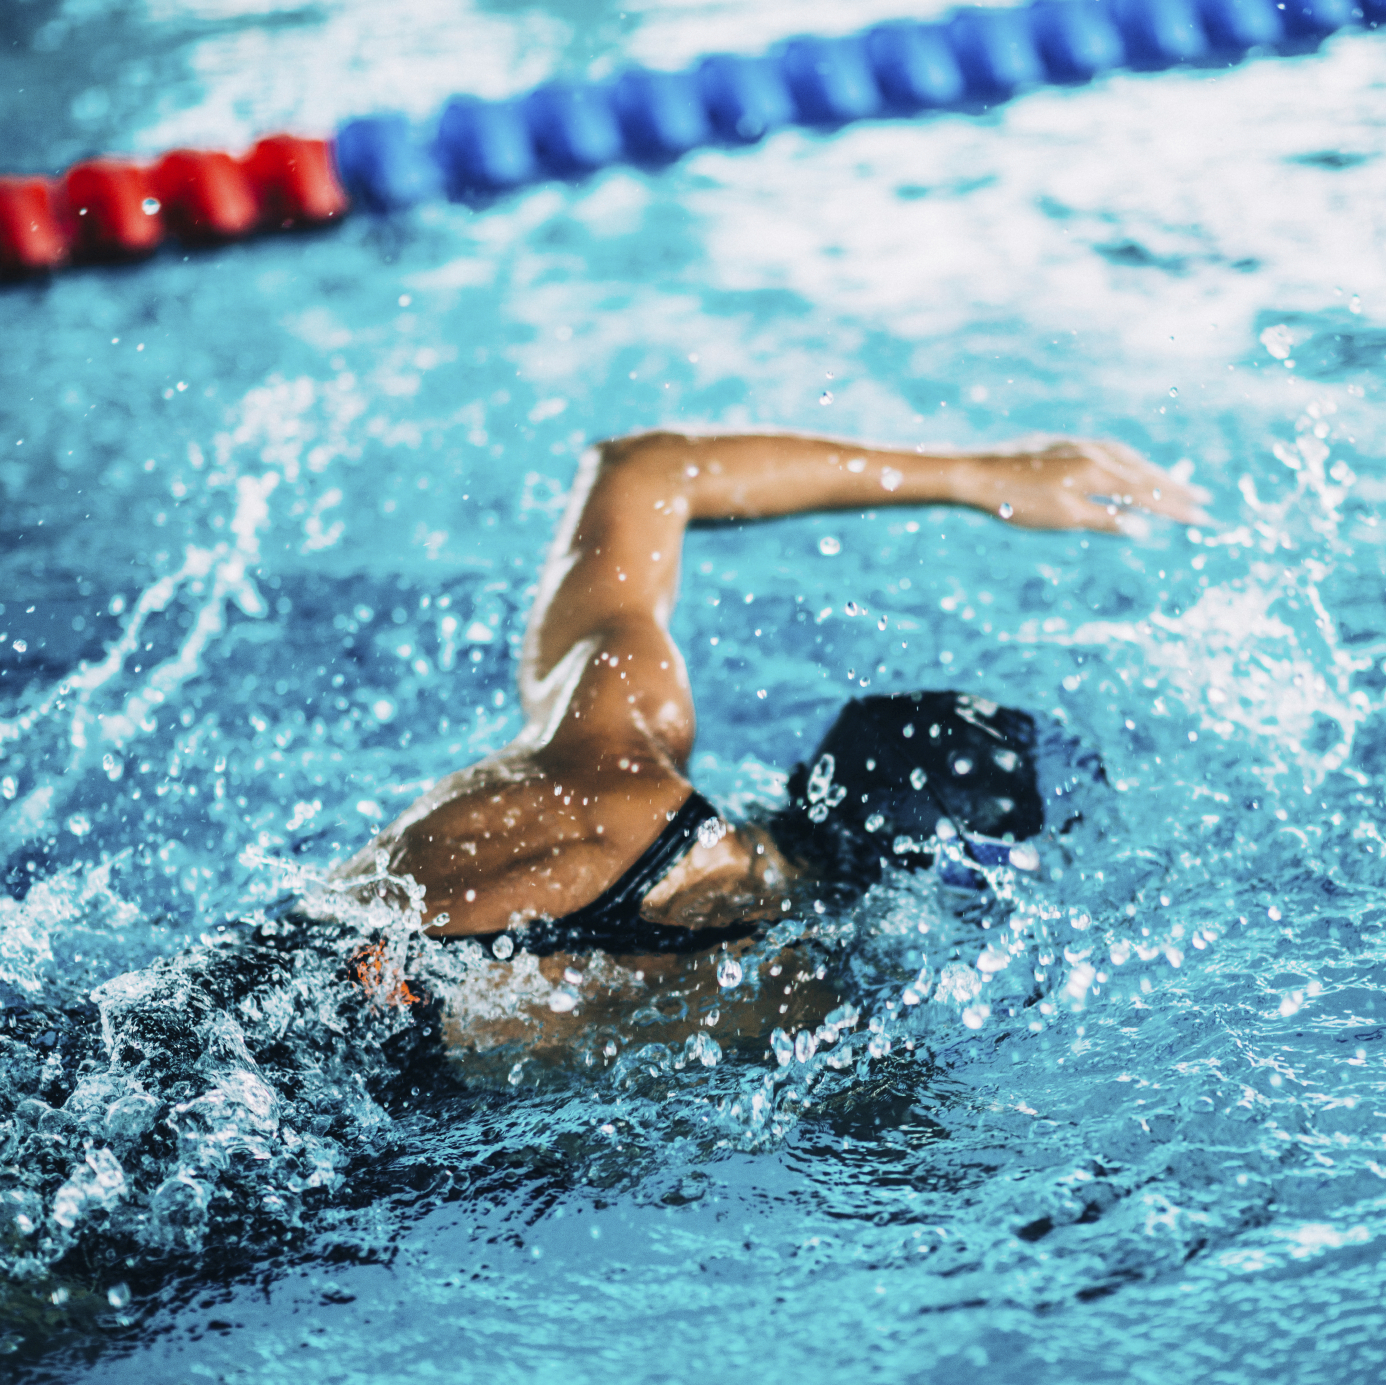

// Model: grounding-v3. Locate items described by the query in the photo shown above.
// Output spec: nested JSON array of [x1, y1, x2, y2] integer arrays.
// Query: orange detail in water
[[353, 939, 421, 1009]]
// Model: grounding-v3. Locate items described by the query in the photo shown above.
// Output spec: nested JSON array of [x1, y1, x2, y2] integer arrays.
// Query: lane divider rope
[[2, 0, 1378, 278]]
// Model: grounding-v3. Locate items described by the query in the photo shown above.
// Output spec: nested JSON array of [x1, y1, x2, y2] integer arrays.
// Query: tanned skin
[[333, 431, 1208, 1055]]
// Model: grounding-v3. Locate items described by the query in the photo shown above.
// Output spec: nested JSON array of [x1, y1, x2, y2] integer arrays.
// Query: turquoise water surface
[[3, 2, 1386, 1381]]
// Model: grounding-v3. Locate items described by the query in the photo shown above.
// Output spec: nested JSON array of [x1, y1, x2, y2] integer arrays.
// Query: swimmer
[[332, 430, 1208, 1056]]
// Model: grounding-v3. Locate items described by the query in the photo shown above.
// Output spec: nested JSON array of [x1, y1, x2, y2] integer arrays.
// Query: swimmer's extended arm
[[610, 430, 1208, 533], [520, 430, 1207, 767], [346, 432, 1202, 934]]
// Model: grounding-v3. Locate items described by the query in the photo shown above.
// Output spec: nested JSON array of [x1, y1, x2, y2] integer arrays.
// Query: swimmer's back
[[333, 744, 696, 935]]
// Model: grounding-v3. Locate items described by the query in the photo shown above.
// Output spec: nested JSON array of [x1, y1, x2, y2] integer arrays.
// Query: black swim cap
[[768, 691, 1044, 896]]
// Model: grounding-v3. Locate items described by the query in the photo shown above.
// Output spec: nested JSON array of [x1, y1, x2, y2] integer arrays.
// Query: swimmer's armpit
[[951, 438, 1213, 535]]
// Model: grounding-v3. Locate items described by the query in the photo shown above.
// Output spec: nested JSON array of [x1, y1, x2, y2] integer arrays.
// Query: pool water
[[4, 1, 1386, 1380]]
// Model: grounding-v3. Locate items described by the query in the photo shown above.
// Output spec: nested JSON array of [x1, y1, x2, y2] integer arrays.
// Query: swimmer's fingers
[[962, 439, 1212, 533], [1083, 441, 1212, 522], [1022, 440, 1213, 532], [1061, 493, 1155, 539]]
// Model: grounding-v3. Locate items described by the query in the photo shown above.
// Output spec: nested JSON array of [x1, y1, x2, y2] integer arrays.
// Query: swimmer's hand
[[955, 439, 1212, 537]]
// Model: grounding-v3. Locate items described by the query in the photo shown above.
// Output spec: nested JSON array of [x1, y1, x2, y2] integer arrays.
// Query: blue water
[[4, 2, 1386, 1380]]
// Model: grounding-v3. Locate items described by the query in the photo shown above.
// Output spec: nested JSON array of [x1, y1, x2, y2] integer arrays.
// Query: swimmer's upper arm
[[520, 441, 700, 764]]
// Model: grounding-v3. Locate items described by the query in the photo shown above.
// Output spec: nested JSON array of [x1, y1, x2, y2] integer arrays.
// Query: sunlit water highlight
[[3, 2, 1386, 1380]]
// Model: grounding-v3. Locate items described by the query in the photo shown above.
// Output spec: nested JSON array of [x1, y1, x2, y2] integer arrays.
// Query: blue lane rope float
[[342, 0, 1379, 212], [2, 0, 1381, 274]]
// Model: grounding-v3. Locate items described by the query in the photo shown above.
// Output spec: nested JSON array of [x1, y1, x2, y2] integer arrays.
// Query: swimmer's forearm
[[602, 430, 1208, 532], [602, 431, 971, 521]]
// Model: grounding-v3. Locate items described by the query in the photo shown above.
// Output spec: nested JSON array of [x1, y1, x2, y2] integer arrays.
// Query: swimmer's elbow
[[593, 430, 692, 476]]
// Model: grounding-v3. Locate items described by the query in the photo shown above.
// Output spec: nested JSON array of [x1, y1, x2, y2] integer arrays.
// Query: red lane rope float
[[0, 178, 69, 273], [0, 134, 347, 277]]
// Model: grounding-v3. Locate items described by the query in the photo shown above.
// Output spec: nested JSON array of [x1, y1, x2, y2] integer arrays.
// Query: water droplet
[[819, 391, 833, 405], [107, 1282, 131, 1309], [491, 934, 515, 960], [844, 600, 861, 616], [716, 956, 743, 988], [140, 197, 160, 216], [818, 536, 841, 556], [770, 1028, 794, 1065], [1259, 323, 1294, 360], [909, 767, 926, 790], [1008, 843, 1040, 871], [1168, 386, 1179, 398], [998, 502, 1014, 519], [793, 1030, 817, 1063]]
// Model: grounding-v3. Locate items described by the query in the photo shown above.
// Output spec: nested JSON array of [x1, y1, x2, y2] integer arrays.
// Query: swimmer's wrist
[[941, 452, 990, 512]]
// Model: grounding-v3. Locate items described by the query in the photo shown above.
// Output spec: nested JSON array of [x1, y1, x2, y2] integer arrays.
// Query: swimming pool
[[3, 0, 1386, 1379]]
